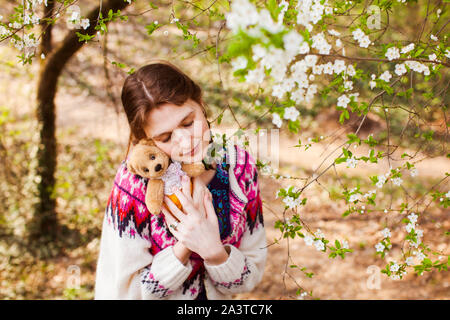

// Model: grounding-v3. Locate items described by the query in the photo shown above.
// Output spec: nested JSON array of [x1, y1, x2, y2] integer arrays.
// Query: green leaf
[[145, 22, 160, 35], [339, 109, 350, 124], [76, 32, 95, 43], [335, 240, 341, 249]]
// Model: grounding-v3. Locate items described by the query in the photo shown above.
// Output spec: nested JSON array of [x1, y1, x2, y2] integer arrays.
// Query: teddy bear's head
[[127, 138, 170, 179]]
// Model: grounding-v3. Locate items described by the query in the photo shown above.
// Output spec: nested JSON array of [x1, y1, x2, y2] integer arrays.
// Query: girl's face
[[143, 99, 211, 164]]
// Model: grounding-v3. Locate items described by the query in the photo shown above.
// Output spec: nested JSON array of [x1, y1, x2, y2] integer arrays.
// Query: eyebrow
[[152, 110, 195, 139]]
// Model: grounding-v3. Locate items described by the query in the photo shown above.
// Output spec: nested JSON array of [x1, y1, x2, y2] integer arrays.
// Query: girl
[[94, 59, 267, 299]]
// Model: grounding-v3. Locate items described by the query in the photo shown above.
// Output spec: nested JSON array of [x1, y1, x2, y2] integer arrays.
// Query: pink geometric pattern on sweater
[[141, 267, 174, 298], [210, 257, 251, 289], [230, 145, 263, 236]]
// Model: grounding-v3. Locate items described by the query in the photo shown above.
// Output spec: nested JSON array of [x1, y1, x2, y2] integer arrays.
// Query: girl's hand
[[161, 175, 228, 264]]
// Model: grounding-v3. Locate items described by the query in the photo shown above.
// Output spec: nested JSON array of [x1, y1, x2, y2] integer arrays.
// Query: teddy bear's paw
[[146, 201, 162, 215]]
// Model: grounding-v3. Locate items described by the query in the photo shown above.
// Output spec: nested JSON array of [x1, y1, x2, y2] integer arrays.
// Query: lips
[[182, 142, 200, 156]]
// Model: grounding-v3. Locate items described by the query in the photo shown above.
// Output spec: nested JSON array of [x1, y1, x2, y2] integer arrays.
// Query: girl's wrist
[[204, 244, 230, 266], [173, 241, 192, 265]]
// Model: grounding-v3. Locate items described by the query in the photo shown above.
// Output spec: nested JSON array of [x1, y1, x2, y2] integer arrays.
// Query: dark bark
[[30, 0, 130, 241]]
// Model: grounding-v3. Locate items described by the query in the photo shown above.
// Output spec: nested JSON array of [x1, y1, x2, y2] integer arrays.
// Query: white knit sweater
[[94, 143, 267, 300]]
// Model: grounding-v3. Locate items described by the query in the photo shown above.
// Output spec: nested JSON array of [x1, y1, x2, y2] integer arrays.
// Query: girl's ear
[[138, 138, 156, 147]]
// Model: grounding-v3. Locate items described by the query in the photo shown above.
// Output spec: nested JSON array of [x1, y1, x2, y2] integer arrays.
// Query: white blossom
[[352, 28, 371, 48], [304, 235, 314, 246], [385, 47, 400, 61], [296, 0, 327, 31], [328, 29, 341, 36], [407, 213, 418, 224], [363, 189, 376, 198], [346, 156, 358, 168], [405, 257, 414, 266], [232, 56, 248, 71], [322, 62, 334, 75], [245, 67, 265, 84], [415, 251, 426, 262], [346, 64, 356, 77], [291, 88, 305, 104], [401, 43, 414, 54], [381, 227, 391, 238], [416, 229, 423, 239], [304, 55, 318, 67], [283, 107, 300, 122], [272, 112, 282, 128], [337, 94, 350, 108], [225, 0, 260, 33], [375, 242, 385, 252], [394, 63, 407, 76], [428, 53, 437, 61], [344, 80, 353, 91], [379, 70, 392, 82], [315, 229, 325, 238], [311, 32, 331, 54], [349, 193, 360, 203], [312, 64, 323, 75], [314, 239, 325, 251], [80, 18, 90, 30], [405, 223, 415, 233], [405, 60, 430, 75], [257, 9, 285, 34], [390, 263, 400, 272], [333, 59, 346, 74], [391, 177, 403, 186], [283, 195, 302, 209], [342, 240, 349, 249], [252, 44, 267, 61], [283, 29, 306, 57]]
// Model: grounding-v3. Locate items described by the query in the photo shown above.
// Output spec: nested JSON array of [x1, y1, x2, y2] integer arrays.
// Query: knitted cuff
[[151, 245, 193, 288], [204, 244, 247, 285]]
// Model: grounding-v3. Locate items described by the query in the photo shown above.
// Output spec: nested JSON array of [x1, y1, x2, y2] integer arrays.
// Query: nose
[[155, 164, 162, 172], [173, 129, 192, 147]]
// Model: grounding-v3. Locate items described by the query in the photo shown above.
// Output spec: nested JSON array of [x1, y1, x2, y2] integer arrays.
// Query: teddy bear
[[126, 138, 206, 215]]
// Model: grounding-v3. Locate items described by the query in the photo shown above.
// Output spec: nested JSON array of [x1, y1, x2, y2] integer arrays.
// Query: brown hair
[[121, 59, 209, 159]]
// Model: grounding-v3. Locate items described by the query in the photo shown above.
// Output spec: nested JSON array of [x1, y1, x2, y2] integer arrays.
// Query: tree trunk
[[29, 0, 130, 241]]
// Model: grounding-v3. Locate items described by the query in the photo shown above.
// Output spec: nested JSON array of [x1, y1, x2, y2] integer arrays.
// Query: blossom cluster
[[66, 7, 90, 30], [226, 0, 355, 131], [303, 229, 327, 251], [352, 28, 371, 48]]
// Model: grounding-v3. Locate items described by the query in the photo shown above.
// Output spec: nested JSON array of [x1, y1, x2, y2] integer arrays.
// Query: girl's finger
[[180, 175, 192, 200], [203, 190, 215, 220], [163, 195, 186, 222], [161, 207, 181, 238], [192, 178, 206, 215], [172, 188, 196, 216], [161, 206, 178, 222]]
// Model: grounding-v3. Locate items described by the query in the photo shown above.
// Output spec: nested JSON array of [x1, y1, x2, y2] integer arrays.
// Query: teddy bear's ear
[[138, 138, 156, 147], [127, 160, 139, 175]]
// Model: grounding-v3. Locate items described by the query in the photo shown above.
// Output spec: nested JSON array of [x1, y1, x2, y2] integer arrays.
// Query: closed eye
[[183, 120, 194, 127], [162, 134, 171, 143]]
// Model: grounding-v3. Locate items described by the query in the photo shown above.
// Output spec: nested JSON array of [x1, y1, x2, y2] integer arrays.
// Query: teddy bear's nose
[[155, 164, 162, 172]]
